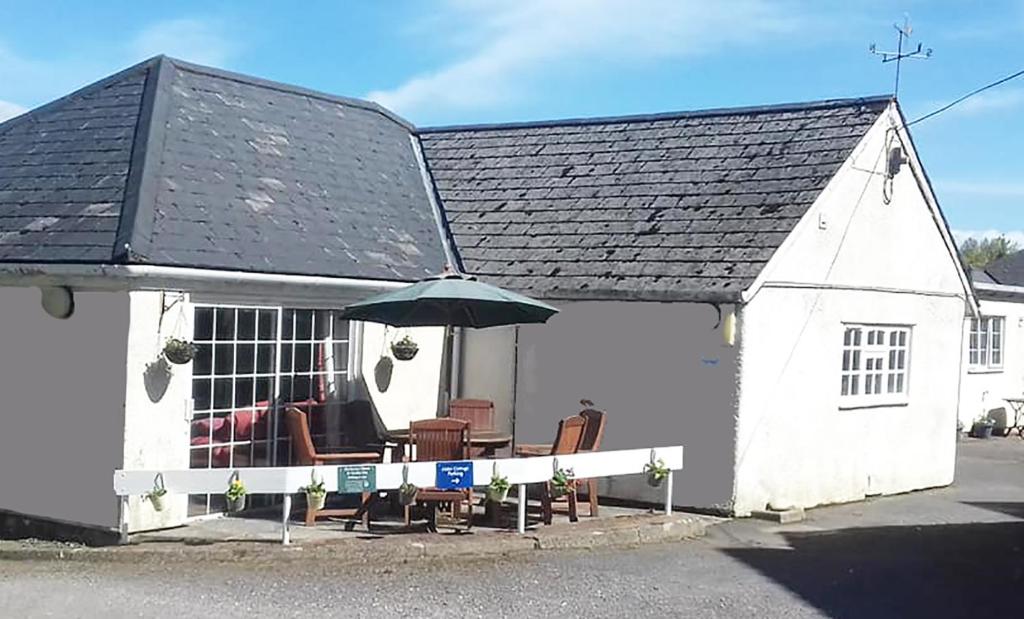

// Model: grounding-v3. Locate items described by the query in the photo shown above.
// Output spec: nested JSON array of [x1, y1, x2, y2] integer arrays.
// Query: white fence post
[[281, 494, 292, 545], [664, 470, 674, 515], [517, 483, 527, 534], [118, 496, 130, 544]]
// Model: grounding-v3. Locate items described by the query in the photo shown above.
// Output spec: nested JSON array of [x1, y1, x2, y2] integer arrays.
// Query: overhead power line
[[907, 68, 1024, 126]]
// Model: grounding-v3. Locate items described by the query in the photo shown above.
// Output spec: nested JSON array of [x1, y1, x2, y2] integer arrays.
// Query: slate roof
[[420, 97, 891, 302], [0, 56, 450, 281], [984, 251, 1024, 287]]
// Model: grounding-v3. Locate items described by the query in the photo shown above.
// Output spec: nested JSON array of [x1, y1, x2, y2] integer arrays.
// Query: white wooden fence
[[114, 445, 683, 544]]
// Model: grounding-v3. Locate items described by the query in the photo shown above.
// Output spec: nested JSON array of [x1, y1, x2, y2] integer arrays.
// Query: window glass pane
[[236, 344, 255, 374], [889, 331, 898, 347], [295, 310, 314, 340], [194, 343, 213, 376], [852, 350, 860, 370], [280, 344, 293, 372], [842, 350, 850, 371], [257, 344, 275, 374], [237, 309, 257, 340], [841, 375, 849, 395], [195, 307, 214, 340], [255, 377, 273, 404], [853, 330, 861, 346], [851, 376, 859, 395], [213, 379, 233, 409], [282, 309, 295, 338], [314, 310, 331, 339], [898, 331, 906, 347], [897, 350, 905, 369], [215, 308, 235, 340], [193, 379, 211, 411], [214, 344, 234, 375], [294, 343, 313, 372], [333, 342, 349, 373], [896, 374, 904, 392], [887, 374, 895, 393], [258, 310, 276, 340], [235, 377, 254, 408]]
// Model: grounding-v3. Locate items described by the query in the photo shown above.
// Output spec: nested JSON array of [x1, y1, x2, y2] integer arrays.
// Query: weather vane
[[870, 15, 933, 99]]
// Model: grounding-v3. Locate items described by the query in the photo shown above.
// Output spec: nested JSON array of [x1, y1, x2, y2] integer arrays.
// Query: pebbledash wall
[[732, 106, 971, 515], [0, 287, 129, 531], [958, 296, 1024, 429]]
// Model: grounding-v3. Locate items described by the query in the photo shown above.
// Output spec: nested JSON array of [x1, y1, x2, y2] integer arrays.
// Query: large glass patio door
[[188, 303, 351, 517]]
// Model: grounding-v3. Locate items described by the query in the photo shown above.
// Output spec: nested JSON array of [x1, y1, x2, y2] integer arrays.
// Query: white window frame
[[839, 324, 912, 409], [968, 316, 1004, 372]]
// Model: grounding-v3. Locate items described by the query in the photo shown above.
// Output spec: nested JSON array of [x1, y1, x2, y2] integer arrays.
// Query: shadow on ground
[[723, 513, 1024, 618]]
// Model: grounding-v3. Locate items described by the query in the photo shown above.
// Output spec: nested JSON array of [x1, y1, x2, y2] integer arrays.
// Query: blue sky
[[0, 1, 1020, 243]]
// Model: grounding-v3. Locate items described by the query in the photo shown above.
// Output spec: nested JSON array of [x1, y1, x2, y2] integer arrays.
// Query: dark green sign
[[337, 465, 376, 494]]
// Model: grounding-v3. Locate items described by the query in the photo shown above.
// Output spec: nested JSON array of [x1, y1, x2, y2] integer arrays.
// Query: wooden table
[[1004, 398, 1024, 438], [384, 429, 513, 459]]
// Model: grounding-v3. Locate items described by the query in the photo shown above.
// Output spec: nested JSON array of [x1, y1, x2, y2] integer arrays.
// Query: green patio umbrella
[[339, 272, 558, 328]]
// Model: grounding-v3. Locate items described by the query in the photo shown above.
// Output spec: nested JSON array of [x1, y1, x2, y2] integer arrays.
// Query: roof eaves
[[163, 57, 418, 132], [113, 56, 175, 263], [418, 95, 893, 134], [526, 286, 744, 304]]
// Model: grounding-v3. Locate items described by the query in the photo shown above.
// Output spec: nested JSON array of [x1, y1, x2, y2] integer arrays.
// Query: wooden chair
[[514, 415, 586, 525], [450, 399, 495, 457], [284, 407, 382, 527], [405, 418, 474, 532], [575, 408, 607, 517]]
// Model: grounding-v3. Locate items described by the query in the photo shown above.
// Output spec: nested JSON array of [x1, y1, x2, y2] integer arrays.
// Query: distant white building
[[958, 254, 1024, 432], [424, 96, 978, 516]]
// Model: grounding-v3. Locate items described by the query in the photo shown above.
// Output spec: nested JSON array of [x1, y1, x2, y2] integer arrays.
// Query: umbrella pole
[[436, 325, 454, 418]]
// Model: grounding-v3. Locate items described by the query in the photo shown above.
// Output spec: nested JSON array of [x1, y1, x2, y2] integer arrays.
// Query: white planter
[[148, 493, 167, 512], [306, 492, 326, 511], [226, 495, 246, 513], [486, 486, 510, 503]]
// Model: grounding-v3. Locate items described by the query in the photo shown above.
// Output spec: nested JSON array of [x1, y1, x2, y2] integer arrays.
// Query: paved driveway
[[1, 439, 1021, 618]]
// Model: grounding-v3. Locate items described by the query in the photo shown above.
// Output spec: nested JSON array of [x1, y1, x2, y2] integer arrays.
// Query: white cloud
[[953, 229, 1024, 247], [367, 0, 808, 116], [130, 18, 237, 67], [0, 99, 27, 122]]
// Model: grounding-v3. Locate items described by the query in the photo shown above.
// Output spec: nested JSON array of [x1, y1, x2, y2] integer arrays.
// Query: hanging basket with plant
[[550, 466, 575, 499], [643, 457, 671, 488], [145, 487, 168, 512], [225, 476, 247, 513], [486, 472, 511, 504], [390, 335, 419, 361], [163, 337, 196, 365], [300, 473, 327, 512]]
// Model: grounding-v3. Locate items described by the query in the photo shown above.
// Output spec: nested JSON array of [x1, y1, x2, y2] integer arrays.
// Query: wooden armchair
[[575, 408, 607, 517], [450, 398, 495, 457], [514, 415, 586, 525], [285, 407, 382, 527], [405, 418, 474, 532]]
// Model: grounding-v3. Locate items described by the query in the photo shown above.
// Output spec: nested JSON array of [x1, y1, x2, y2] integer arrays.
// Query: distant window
[[840, 325, 911, 406], [969, 317, 1004, 370]]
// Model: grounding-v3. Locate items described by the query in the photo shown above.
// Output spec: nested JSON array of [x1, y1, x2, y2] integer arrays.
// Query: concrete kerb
[[0, 513, 716, 565]]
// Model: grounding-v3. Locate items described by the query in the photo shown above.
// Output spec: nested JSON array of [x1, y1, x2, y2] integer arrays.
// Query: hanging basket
[[399, 482, 418, 506], [163, 338, 196, 365], [486, 485, 510, 504], [391, 336, 419, 361], [306, 491, 327, 512], [226, 495, 246, 513], [646, 470, 665, 488]]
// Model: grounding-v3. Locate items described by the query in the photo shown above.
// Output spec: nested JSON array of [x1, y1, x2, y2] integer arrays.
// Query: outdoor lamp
[[723, 308, 736, 347]]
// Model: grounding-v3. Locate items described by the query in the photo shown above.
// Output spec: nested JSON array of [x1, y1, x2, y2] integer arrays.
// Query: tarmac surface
[[2, 438, 1022, 618]]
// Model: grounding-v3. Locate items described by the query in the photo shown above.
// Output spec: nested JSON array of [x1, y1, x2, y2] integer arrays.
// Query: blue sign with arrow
[[435, 461, 474, 489]]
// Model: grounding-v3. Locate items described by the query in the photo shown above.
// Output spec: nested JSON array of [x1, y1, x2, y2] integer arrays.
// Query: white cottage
[[959, 254, 1024, 431], [0, 57, 455, 540], [421, 97, 977, 516]]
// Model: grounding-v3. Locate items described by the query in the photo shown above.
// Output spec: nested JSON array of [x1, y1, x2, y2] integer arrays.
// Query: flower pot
[[399, 485, 418, 506], [550, 484, 569, 499], [226, 495, 246, 513], [969, 421, 995, 439], [486, 486, 510, 504], [391, 341, 419, 361], [306, 492, 326, 512], [148, 493, 167, 512], [163, 339, 196, 365], [646, 471, 665, 488]]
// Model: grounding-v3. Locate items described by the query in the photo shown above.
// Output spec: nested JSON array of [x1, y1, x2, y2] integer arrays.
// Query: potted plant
[[162, 337, 196, 365], [300, 475, 327, 512], [643, 458, 670, 488], [225, 477, 247, 513], [144, 486, 168, 512], [549, 467, 574, 499], [398, 481, 418, 506], [486, 473, 511, 503], [969, 415, 996, 439], [391, 335, 419, 361]]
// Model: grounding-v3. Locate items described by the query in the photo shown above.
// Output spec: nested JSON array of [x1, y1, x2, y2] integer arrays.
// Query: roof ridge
[[162, 56, 417, 131], [418, 95, 893, 134]]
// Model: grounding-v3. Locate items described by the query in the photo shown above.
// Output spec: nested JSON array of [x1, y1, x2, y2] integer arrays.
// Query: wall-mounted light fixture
[[40, 286, 75, 319], [723, 307, 737, 347]]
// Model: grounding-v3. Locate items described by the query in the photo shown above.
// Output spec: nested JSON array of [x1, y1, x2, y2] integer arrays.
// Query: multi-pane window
[[189, 304, 350, 516], [840, 325, 911, 405], [969, 317, 1004, 370]]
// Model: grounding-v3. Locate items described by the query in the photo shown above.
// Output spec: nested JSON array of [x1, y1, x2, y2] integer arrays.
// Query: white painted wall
[[0, 287, 129, 529], [513, 301, 739, 510], [359, 323, 446, 430], [458, 326, 517, 434], [121, 291, 193, 532], [733, 104, 970, 515], [958, 297, 1024, 429]]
